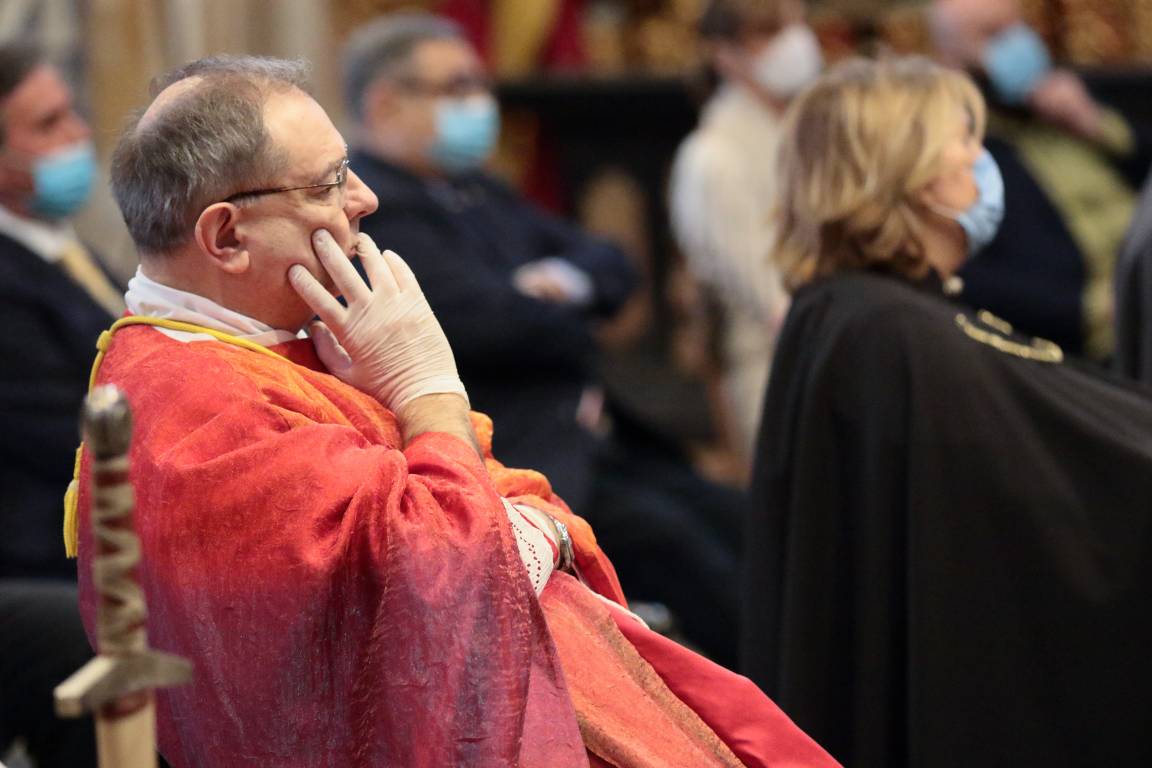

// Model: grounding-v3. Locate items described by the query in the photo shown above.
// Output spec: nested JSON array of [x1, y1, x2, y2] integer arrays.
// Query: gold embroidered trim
[[977, 309, 1013, 335], [955, 313, 1064, 363]]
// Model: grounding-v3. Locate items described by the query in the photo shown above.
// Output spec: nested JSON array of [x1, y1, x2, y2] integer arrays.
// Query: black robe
[[742, 268, 1152, 768]]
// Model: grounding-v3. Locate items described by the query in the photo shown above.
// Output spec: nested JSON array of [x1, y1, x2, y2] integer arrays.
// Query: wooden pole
[[55, 385, 192, 768]]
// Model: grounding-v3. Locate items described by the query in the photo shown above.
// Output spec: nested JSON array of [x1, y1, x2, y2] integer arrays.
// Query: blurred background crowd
[[16, 0, 1152, 479]]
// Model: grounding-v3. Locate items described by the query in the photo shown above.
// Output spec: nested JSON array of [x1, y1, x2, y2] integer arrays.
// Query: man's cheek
[[296, 217, 351, 290], [311, 260, 339, 293], [290, 252, 336, 293], [330, 228, 357, 258]]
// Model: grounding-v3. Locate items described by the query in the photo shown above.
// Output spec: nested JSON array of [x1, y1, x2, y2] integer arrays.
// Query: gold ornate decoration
[[976, 309, 1013, 336], [955, 312, 1064, 363]]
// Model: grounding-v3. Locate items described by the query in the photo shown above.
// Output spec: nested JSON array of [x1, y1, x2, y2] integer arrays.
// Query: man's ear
[[194, 202, 250, 274]]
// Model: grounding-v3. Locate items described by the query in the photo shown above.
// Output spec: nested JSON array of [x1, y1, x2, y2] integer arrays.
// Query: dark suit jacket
[[0, 232, 116, 579], [351, 151, 636, 511]]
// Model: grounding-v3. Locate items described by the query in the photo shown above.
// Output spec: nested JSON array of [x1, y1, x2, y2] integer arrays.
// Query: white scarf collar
[[125, 267, 304, 346]]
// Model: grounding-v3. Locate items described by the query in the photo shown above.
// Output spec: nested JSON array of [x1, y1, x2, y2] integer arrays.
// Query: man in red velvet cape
[[70, 54, 838, 767]]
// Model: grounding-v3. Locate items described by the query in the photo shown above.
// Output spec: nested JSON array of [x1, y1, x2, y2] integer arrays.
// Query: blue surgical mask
[[983, 24, 1052, 105], [429, 94, 500, 172], [937, 149, 1005, 257], [31, 140, 96, 219]]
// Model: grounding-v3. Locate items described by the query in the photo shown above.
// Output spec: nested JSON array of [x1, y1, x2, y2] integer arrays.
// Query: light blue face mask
[[983, 24, 1052, 105], [945, 148, 1006, 257], [429, 94, 500, 173], [31, 141, 96, 219]]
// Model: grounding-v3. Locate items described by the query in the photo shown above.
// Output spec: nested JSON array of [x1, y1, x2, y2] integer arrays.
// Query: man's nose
[[344, 169, 378, 220]]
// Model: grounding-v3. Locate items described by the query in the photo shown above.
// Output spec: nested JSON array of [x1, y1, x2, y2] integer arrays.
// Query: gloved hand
[[288, 229, 468, 412]]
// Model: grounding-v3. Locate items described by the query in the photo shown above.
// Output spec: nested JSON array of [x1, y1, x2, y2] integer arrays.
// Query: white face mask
[[752, 24, 823, 98]]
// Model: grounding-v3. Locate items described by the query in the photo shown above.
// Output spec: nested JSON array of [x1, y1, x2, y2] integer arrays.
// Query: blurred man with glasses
[[345, 11, 757, 671], [345, 14, 637, 517]]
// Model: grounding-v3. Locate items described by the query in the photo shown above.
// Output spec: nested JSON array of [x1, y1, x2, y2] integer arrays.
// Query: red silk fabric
[[604, 599, 841, 768], [76, 327, 836, 766]]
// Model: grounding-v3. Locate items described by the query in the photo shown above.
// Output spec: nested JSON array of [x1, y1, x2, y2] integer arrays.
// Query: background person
[[0, 40, 113, 768], [930, 0, 1152, 361], [345, 13, 747, 666], [670, 0, 819, 471], [1114, 175, 1152, 386], [0, 41, 121, 581], [345, 13, 635, 515], [744, 55, 1152, 768]]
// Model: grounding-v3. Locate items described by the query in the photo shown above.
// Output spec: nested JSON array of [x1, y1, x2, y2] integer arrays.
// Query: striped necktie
[[56, 240, 126, 317]]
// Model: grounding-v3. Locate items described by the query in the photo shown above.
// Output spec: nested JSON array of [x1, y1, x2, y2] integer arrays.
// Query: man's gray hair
[[110, 55, 310, 254], [342, 13, 462, 122]]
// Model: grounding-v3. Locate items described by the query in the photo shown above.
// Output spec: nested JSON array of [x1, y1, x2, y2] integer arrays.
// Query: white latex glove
[[288, 230, 468, 412]]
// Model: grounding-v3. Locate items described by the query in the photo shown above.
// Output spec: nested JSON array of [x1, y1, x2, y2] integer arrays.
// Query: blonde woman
[[744, 57, 1152, 768]]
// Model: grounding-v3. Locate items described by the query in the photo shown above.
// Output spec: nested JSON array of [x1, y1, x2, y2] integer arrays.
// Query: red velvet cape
[[77, 326, 836, 767]]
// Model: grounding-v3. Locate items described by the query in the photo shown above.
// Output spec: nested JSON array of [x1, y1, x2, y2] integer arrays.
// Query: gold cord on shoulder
[[65, 316, 289, 557]]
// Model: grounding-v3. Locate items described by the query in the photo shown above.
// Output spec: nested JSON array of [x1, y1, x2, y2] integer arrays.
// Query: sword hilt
[[55, 385, 192, 719]]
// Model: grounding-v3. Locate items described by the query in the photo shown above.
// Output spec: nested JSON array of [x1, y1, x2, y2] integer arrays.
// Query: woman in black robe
[[743, 56, 1152, 768]]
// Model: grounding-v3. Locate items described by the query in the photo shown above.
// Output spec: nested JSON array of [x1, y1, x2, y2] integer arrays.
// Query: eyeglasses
[[223, 158, 350, 204]]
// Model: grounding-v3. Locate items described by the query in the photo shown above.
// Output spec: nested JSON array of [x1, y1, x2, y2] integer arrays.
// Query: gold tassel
[[64, 316, 286, 558], [63, 444, 84, 558]]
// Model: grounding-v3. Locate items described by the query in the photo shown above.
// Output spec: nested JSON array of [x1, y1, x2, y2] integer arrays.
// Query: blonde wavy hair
[[774, 56, 986, 290]]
